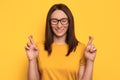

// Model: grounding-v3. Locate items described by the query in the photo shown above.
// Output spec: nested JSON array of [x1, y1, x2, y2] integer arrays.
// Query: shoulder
[[77, 42, 86, 50], [74, 42, 86, 54], [74, 42, 86, 59]]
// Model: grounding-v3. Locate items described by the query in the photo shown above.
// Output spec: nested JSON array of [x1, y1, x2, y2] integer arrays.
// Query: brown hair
[[44, 3, 78, 56]]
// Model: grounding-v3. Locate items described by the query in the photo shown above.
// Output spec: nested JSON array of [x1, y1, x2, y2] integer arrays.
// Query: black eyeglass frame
[[50, 18, 69, 25]]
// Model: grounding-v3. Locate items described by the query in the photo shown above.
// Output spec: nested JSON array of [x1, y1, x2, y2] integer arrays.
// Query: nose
[[57, 21, 62, 28]]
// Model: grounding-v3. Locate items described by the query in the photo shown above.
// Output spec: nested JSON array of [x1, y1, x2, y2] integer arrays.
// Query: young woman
[[25, 4, 97, 80]]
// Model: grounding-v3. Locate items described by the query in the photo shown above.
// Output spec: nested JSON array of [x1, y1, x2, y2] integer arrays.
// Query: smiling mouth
[[55, 29, 64, 33]]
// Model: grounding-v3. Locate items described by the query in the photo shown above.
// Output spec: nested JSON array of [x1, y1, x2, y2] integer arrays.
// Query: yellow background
[[0, 0, 120, 80]]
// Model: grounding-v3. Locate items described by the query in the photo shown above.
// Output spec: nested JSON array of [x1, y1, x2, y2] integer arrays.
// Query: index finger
[[28, 35, 35, 44], [87, 36, 93, 45]]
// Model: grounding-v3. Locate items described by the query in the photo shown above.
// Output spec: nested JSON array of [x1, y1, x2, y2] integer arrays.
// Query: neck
[[53, 35, 66, 44]]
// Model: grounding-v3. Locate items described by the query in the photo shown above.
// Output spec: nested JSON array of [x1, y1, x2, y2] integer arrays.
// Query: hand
[[85, 36, 97, 62], [25, 35, 39, 61]]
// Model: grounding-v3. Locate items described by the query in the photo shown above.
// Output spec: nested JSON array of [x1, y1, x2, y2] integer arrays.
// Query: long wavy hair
[[44, 3, 78, 56]]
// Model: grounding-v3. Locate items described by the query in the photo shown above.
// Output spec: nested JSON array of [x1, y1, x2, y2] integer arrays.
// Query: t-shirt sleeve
[[79, 44, 86, 66], [35, 41, 43, 60]]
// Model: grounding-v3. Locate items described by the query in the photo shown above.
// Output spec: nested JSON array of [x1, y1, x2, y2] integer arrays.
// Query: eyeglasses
[[50, 18, 69, 25]]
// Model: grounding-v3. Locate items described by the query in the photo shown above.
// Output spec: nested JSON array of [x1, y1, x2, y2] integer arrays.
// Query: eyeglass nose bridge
[[56, 19, 63, 25]]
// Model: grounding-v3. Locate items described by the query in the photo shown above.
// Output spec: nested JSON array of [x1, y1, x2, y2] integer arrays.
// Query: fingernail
[[29, 35, 32, 38]]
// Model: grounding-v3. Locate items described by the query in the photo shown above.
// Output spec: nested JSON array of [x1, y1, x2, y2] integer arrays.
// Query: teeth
[[56, 30, 63, 33], [55, 29, 63, 33]]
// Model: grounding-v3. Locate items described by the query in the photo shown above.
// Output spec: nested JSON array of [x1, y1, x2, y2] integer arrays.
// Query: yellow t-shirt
[[36, 42, 86, 80]]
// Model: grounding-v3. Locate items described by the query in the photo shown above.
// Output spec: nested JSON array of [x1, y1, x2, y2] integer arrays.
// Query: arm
[[79, 36, 97, 80], [25, 35, 40, 80], [78, 66, 85, 80], [28, 59, 40, 80], [81, 61, 94, 80]]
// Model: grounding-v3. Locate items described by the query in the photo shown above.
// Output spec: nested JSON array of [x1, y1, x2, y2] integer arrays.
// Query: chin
[[54, 32, 66, 37]]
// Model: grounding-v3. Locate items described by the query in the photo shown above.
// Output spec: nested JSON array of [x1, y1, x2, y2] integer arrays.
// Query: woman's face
[[50, 10, 69, 37]]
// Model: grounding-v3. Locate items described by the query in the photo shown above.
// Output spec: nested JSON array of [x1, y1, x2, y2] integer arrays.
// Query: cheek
[[64, 25, 69, 30], [51, 26, 57, 33], [51, 24, 56, 28], [51, 24, 69, 30], [51, 25, 56, 30]]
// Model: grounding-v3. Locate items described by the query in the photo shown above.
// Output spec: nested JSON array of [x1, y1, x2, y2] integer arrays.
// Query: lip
[[55, 29, 64, 33]]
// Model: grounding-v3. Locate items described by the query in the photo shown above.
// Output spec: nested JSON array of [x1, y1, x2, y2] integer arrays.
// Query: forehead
[[51, 10, 68, 19]]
